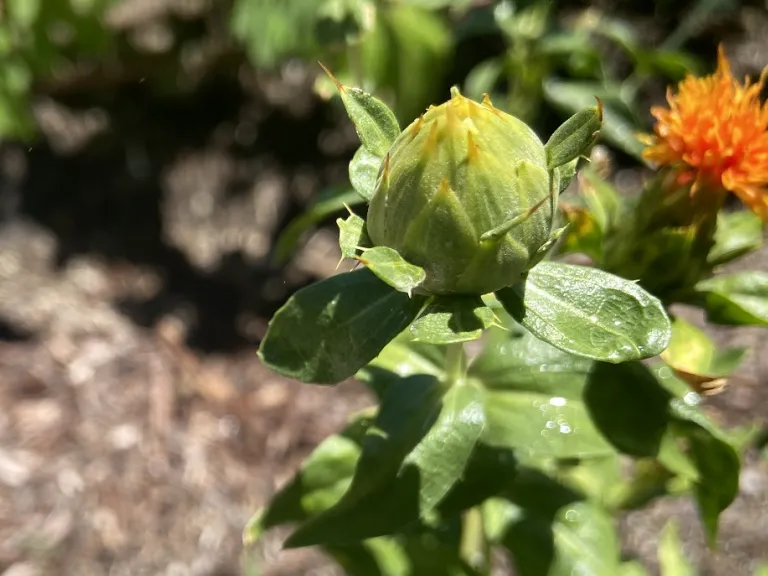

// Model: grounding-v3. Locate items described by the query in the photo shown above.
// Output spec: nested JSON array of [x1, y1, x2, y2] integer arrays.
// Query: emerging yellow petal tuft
[[641, 45, 768, 220]]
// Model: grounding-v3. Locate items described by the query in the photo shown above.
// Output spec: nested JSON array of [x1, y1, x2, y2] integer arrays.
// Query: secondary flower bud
[[367, 88, 554, 295]]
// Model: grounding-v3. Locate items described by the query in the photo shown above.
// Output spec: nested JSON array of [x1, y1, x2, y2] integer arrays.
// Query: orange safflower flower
[[641, 46, 768, 220]]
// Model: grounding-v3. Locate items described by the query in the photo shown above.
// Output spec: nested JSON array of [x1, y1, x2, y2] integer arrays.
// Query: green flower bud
[[367, 88, 554, 295]]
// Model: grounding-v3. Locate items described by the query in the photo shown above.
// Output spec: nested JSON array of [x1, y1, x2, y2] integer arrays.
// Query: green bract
[[367, 88, 554, 295]]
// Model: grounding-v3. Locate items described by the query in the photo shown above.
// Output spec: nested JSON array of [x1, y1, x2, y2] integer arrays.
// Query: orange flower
[[641, 46, 768, 220]]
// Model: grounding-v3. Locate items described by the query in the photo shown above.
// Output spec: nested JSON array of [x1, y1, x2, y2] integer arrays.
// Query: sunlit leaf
[[658, 520, 695, 576], [324, 65, 401, 156], [286, 377, 485, 546], [338, 212, 369, 259], [661, 316, 746, 396], [358, 246, 426, 295], [496, 262, 671, 363], [708, 210, 764, 266], [350, 145, 382, 202], [259, 269, 425, 384], [545, 105, 602, 170], [696, 271, 768, 326]]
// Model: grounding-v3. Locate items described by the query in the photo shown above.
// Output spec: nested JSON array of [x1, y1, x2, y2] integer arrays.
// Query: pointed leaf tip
[[546, 105, 603, 170], [317, 61, 343, 92], [325, 72, 400, 157], [356, 246, 426, 295]]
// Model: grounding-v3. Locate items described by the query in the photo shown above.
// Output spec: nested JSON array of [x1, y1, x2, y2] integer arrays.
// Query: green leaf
[[274, 187, 365, 264], [337, 212, 369, 259], [496, 262, 671, 363], [754, 565, 768, 576], [403, 381, 485, 509], [467, 326, 613, 459], [286, 377, 486, 546], [349, 145, 382, 202], [695, 271, 768, 326], [658, 520, 695, 576], [359, 246, 426, 295], [612, 457, 677, 511], [584, 361, 671, 457], [654, 365, 734, 443], [578, 165, 621, 233], [259, 269, 425, 384], [661, 316, 746, 395], [357, 333, 445, 400], [243, 415, 371, 544], [654, 367, 741, 545], [482, 372, 612, 458], [469, 324, 593, 392], [328, 532, 479, 576], [501, 500, 622, 576], [328, 537, 410, 576], [438, 444, 518, 517], [325, 67, 401, 157], [544, 79, 645, 159], [684, 422, 740, 546], [545, 105, 602, 170], [555, 455, 622, 508], [554, 157, 579, 195], [364, 333, 446, 379], [708, 210, 763, 266], [410, 296, 498, 344]]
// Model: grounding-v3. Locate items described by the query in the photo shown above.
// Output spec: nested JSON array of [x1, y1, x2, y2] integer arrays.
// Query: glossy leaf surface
[[358, 246, 427, 295], [496, 262, 671, 363], [259, 269, 424, 384], [287, 377, 485, 546]]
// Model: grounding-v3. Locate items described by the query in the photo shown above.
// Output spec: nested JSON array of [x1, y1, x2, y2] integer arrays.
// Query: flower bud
[[367, 88, 554, 295]]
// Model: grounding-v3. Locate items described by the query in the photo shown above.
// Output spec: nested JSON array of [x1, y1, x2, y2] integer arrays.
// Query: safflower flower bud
[[367, 88, 557, 295]]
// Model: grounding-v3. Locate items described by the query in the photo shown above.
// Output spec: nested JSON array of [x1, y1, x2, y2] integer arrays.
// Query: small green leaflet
[[321, 63, 400, 157], [358, 246, 426, 295], [337, 212, 370, 259]]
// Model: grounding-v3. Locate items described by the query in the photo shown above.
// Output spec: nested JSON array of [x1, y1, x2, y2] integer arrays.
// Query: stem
[[444, 342, 467, 387], [460, 506, 489, 574]]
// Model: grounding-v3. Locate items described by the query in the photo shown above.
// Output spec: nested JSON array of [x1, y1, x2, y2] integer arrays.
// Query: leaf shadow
[[260, 268, 426, 383], [495, 279, 528, 324], [257, 416, 372, 533], [445, 302, 487, 335], [286, 461, 426, 547], [500, 468, 584, 576], [285, 374, 443, 546], [583, 361, 672, 457]]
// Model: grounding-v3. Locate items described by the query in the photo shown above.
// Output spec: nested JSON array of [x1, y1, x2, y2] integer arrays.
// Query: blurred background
[[0, 0, 766, 574]]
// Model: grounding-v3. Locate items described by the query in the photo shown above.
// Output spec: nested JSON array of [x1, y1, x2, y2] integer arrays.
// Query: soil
[[0, 2, 766, 575]]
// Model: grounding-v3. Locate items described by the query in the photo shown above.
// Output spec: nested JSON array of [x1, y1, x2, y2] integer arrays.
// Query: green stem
[[460, 506, 489, 574], [444, 342, 467, 387]]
